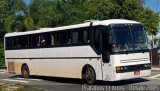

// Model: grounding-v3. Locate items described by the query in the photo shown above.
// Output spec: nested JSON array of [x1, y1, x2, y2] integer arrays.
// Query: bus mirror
[[102, 51, 110, 63]]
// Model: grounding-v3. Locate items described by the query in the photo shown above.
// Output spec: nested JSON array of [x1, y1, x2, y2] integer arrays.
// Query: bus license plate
[[134, 70, 140, 75]]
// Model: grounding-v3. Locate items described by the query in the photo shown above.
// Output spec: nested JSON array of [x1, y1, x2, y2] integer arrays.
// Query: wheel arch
[[21, 63, 29, 72], [81, 64, 96, 79]]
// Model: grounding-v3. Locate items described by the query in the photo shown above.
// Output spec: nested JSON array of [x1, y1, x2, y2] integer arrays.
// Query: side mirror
[[102, 51, 110, 63]]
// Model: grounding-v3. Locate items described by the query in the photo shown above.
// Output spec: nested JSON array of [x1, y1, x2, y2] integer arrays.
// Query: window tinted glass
[[93, 27, 101, 52], [5, 27, 91, 50], [60, 31, 68, 45], [72, 31, 79, 44]]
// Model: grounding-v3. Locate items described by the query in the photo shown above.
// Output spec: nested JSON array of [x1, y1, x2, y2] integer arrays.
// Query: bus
[[4, 19, 151, 84]]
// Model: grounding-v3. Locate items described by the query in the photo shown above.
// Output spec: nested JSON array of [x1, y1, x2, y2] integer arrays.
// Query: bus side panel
[[87, 58, 103, 80], [5, 46, 103, 80], [27, 59, 85, 78], [27, 58, 103, 80]]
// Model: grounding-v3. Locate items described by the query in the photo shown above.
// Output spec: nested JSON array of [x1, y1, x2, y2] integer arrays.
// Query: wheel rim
[[23, 69, 28, 76], [85, 69, 92, 82], [22, 67, 29, 77]]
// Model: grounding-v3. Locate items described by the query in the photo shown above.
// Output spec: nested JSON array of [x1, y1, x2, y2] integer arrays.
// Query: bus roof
[[5, 19, 140, 37]]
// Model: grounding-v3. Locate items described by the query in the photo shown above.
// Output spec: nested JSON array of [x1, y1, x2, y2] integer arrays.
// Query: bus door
[[101, 30, 112, 81]]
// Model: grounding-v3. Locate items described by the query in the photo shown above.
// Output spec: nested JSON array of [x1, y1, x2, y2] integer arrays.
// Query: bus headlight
[[144, 64, 148, 67], [116, 66, 128, 71], [124, 67, 128, 70], [121, 67, 124, 70], [144, 64, 150, 67], [116, 64, 151, 73]]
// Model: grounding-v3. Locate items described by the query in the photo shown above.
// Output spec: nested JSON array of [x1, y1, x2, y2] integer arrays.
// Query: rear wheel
[[21, 65, 30, 78], [84, 67, 96, 84]]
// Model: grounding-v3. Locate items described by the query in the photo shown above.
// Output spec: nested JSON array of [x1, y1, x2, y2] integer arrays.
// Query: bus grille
[[120, 58, 148, 63]]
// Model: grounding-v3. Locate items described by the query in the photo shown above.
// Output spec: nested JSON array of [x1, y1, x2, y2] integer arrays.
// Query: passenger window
[[13, 37, 21, 48], [55, 32, 60, 45], [83, 30, 89, 43], [40, 35, 46, 46], [60, 31, 68, 45], [44, 33, 51, 46], [51, 33, 55, 46], [67, 31, 71, 44], [72, 31, 79, 44], [77, 29, 89, 44], [6, 27, 91, 50], [32, 34, 39, 47], [20, 36, 27, 48]]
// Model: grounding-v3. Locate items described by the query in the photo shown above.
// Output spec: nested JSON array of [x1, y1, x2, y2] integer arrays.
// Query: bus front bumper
[[113, 69, 151, 81]]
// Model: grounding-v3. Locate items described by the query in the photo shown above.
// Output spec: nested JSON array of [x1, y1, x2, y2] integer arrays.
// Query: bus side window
[[79, 29, 89, 43], [25, 35, 30, 48], [83, 30, 89, 43], [67, 31, 71, 44], [6, 37, 12, 50], [93, 27, 101, 53], [59, 31, 68, 45], [13, 37, 21, 48], [40, 35, 46, 46], [44, 33, 51, 46], [29, 35, 32, 48], [72, 31, 79, 44], [52, 32, 60, 46], [51, 33, 54, 46], [37, 35, 40, 47], [32, 34, 39, 47], [20, 36, 26, 48]]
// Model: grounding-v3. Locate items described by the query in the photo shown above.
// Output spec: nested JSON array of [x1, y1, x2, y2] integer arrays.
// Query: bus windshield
[[111, 24, 148, 53]]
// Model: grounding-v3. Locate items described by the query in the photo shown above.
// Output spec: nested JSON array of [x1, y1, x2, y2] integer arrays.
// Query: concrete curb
[[152, 67, 160, 70], [0, 70, 6, 72]]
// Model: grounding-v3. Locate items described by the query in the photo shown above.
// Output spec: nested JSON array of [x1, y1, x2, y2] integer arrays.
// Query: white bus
[[4, 19, 151, 84]]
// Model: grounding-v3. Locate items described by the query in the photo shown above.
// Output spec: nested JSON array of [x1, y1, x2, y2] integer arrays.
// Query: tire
[[21, 65, 30, 78], [84, 67, 96, 85]]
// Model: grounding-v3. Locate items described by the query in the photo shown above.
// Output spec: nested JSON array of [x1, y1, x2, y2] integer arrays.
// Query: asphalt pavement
[[0, 68, 160, 91]]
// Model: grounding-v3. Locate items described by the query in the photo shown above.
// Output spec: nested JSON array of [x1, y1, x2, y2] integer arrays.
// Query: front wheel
[[85, 67, 96, 85], [21, 65, 30, 78]]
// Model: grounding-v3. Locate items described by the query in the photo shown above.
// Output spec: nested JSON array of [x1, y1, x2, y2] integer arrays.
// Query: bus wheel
[[85, 67, 96, 84], [21, 65, 30, 78]]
